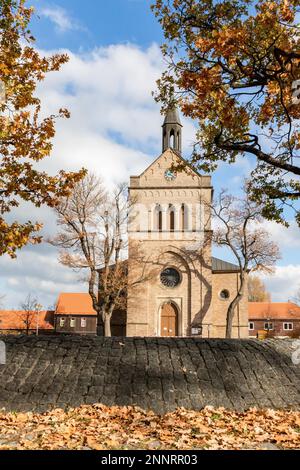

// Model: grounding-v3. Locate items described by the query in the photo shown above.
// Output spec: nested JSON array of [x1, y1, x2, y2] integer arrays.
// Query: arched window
[[170, 208, 175, 232], [181, 204, 185, 231], [167, 204, 175, 232], [163, 130, 167, 149], [170, 129, 175, 149], [155, 205, 163, 231], [158, 210, 162, 231]]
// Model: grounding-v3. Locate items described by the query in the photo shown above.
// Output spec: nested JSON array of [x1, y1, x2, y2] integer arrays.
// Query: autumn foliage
[[248, 275, 271, 302], [152, 0, 300, 226], [0, 405, 299, 450], [0, 0, 85, 258]]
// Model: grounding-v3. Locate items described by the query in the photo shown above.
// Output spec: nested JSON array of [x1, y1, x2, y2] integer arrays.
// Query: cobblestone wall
[[0, 336, 299, 414]]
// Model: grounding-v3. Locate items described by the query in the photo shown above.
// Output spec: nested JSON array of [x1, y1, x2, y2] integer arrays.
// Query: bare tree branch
[[206, 183, 280, 338], [19, 294, 39, 336], [50, 174, 152, 337]]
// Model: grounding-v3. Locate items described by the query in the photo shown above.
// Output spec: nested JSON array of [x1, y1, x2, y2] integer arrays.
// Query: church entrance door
[[161, 302, 178, 337]]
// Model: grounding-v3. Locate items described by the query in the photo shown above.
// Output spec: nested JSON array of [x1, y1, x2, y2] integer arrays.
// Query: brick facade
[[55, 314, 126, 336], [211, 272, 248, 339], [249, 302, 300, 338], [248, 319, 300, 338], [127, 148, 248, 338]]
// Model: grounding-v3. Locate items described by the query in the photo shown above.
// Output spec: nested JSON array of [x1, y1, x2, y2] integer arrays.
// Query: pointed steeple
[[162, 107, 183, 155]]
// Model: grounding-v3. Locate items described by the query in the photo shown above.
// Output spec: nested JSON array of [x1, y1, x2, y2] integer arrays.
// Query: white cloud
[[255, 217, 300, 302], [259, 265, 300, 303], [260, 220, 300, 250], [213, 219, 300, 302], [0, 246, 84, 309], [33, 43, 197, 182], [40, 5, 82, 33], [0, 42, 198, 308]]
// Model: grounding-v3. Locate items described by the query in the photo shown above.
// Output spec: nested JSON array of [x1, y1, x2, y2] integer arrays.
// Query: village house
[[248, 302, 300, 338], [0, 309, 54, 335], [55, 293, 126, 336], [0, 294, 126, 336]]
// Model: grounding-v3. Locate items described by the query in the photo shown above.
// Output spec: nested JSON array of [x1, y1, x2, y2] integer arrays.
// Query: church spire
[[162, 107, 183, 155]]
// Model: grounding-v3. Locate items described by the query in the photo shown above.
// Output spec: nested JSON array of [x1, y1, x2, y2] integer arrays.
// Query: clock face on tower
[[164, 169, 177, 182]]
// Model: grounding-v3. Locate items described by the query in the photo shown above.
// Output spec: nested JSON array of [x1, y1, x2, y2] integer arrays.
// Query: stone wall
[[0, 336, 299, 414]]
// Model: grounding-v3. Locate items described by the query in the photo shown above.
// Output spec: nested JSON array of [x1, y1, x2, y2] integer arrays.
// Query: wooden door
[[161, 303, 178, 337]]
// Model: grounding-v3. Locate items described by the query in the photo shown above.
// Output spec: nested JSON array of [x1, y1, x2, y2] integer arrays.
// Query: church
[[0, 109, 248, 339], [126, 108, 248, 338]]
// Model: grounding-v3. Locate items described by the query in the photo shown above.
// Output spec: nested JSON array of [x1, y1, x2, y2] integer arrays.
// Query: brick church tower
[[126, 109, 248, 338], [127, 108, 215, 337]]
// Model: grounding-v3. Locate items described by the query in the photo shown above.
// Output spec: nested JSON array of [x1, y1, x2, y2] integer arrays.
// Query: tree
[[51, 174, 152, 337], [211, 187, 280, 338], [18, 293, 39, 335], [0, 0, 85, 258], [248, 275, 271, 302], [152, 0, 300, 226]]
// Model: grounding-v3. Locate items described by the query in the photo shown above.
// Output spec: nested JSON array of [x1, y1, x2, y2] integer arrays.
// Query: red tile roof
[[56, 293, 96, 316], [0, 310, 54, 330], [249, 302, 300, 320]]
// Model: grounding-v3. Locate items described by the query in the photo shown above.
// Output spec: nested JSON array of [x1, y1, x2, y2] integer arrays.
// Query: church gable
[[136, 149, 205, 188]]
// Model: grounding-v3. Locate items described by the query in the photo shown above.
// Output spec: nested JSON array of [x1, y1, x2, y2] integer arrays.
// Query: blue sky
[[0, 0, 300, 308], [31, 0, 163, 51]]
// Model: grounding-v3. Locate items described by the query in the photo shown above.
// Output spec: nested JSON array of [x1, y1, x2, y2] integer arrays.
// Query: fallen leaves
[[0, 405, 299, 450]]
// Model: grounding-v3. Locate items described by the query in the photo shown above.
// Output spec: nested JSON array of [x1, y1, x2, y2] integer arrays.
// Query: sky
[[0, 0, 300, 308]]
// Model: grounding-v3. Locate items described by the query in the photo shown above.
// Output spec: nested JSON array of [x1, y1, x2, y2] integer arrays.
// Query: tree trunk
[[96, 317, 103, 337], [103, 314, 111, 337], [226, 273, 245, 339], [96, 309, 112, 337]]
